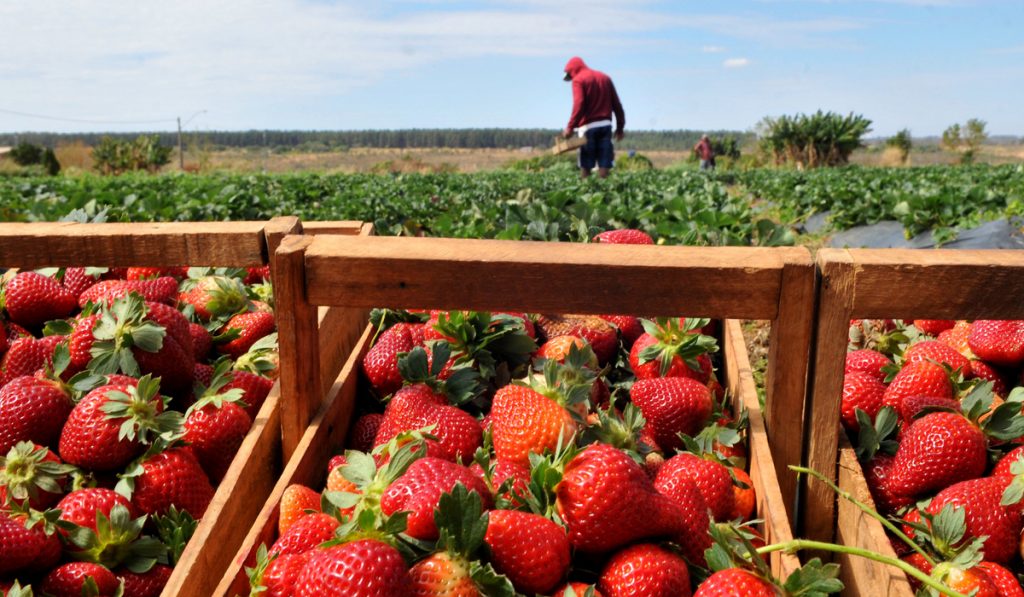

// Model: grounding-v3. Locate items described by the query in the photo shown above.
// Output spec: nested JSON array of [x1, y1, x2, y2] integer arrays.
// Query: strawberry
[[0, 442, 73, 509], [127, 446, 215, 518], [840, 371, 886, 432], [362, 323, 414, 396], [131, 301, 195, 397], [126, 267, 187, 281], [968, 359, 1008, 396], [2, 271, 77, 329], [731, 467, 756, 521], [538, 335, 594, 365], [68, 312, 102, 373], [939, 567, 999, 597], [556, 443, 691, 553], [375, 385, 481, 465], [889, 412, 987, 498], [975, 562, 1024, 597], [992, 445, 1024, 477], [695, 568, 777, 596], [862, 454, 915, 515], [938, 321, 973, 355], [244, 265, 271, 285], [897, 394, 960, 424], [656, 452, 734, 522], [844, 348, 892, 382], [0, 510, 62, 576], [117, 563, 173, 597], [183, 362, 253, 481], [40, 562, 120, 597], [913, 319, 956, 336], [631, 377, 712, 451], [270, 512, 339, 557], [536, 314, 618, 365], [629, 318, 717, 382], [223, 369, 275, 418], [600, 314, 644, 349], [63, 266, 103, 297], [485, 509, 571, 595], [380, 456, 492, 540], [409, 552, 478, 597], [294, 539, 412, 595], [491, 383, 578, 468], [59, 376, 178, 472], [348, 413, 384, 452], [926, 476, 1023, 564], [0, 368, 74, 453], [969, 321, 1024, 367], [178, 275, 249, 321], [57, 488, 136, 533], [598, 543, 691, 597], [592, 229, 654, 244], [0, 335, 64, 388], [904, 340, 972, 377], [278, 484, 322, 534], [252, 551, 312, 597], [188, 322, 212, 360], [882, 360, 953, 410], [78, 276, 178, 308], [216, 310, 275, 359]]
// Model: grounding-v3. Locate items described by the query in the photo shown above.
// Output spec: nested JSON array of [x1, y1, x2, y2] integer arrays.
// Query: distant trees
[[9, 142, 60, 175], [942, 118, 988, 163], [886, 129, 913, 165], [757, 111, 872, 168]]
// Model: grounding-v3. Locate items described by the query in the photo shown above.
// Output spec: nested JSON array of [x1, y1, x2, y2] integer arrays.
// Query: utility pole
[[177, 117, 184, 170]]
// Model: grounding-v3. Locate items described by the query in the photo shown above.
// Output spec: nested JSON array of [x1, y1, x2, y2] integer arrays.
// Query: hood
[[563, 56, 587, 80]]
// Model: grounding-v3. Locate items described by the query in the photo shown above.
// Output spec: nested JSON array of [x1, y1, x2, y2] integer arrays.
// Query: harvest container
[[803, 249, 1024, 596], [0, 218, 370, 597], [215, 235, 815, 595]]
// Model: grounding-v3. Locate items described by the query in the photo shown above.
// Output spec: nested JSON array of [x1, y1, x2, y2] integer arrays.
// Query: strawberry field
[[2, 164, 1022, 245]]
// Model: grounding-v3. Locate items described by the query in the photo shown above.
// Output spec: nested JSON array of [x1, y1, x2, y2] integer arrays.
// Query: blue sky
[[1, 0, 1022, 136]]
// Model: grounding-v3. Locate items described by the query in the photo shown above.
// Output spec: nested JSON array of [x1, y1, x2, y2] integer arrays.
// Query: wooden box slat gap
[[803, 248, 1024, 597]]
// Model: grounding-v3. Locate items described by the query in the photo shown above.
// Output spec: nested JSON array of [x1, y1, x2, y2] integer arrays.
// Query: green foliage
[[942, 123, 962, 152], [10, 142, 44, 166], [93, 135, 172, 175], [616, 153, 654, 171], [757, 111, 872, 168], [885, 129, 912, 165]]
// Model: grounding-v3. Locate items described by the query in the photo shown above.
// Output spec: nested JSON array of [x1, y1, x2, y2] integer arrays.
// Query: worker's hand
[[614, 130, 624, 142], [563, 129, 573, 139]]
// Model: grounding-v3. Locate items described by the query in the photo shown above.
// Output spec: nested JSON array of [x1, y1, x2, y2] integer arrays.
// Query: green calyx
[[580, 402, 648, 463], [153, 506, 198, 567], [246, 543, 275, 595], [396, 343, 484, 406], [99, 375, 183, 445], [233, 333, 279, 376], [431, 484, 516, 596], [187, 360, 248, 415], [63, 503, 165, 573], [430, 311, 537, 382], [88, 293, 166, 377], [3, 580, 34, 597], [637, 317, 719, 377], [854, 406, 899, 463], [0, 442, 77, 506], [196, 275, 251, 319], [518, 432, 578, 523]]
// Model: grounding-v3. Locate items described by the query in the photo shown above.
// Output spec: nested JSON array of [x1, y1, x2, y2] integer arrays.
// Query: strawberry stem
[[755, 539, 965, 597]]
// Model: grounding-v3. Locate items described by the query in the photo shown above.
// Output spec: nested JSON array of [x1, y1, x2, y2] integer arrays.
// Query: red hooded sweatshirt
[[564, 57, 625, 135]]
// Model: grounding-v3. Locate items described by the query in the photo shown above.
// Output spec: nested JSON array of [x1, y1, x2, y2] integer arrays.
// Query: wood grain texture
[[802, 250, 856, 543], [0, 222, 270, 267], [836, 437, 914, 597], [724, 320, 800, 580], [274, 235, 322, 461], [764, 250, 816, 520], [299, 220, 366, 235], [302, 236, 796, 319]]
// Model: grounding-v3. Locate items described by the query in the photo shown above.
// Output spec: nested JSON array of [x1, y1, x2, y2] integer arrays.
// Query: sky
[[1, 0, 1022, 137]]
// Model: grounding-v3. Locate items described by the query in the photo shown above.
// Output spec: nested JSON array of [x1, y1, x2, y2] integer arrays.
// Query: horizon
[[2, 1, 1022, 137]]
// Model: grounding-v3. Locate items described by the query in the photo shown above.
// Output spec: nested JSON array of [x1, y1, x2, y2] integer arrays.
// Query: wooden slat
[[0, 222, 271, 268], [300, 221, 365, 236], [302, 236, 794, 319], [724, 320, 800, 580], [317, 306, 371, 396], [836, 436, 913, 597]]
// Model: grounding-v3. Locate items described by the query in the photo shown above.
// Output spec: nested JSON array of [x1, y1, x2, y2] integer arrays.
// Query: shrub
[[757, 111, 872, 168], [93, 135, 172, 175]]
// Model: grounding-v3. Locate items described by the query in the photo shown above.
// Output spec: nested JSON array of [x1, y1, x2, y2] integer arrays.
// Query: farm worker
[[694, 134, 715, 171], [562, 56, 625, 179]]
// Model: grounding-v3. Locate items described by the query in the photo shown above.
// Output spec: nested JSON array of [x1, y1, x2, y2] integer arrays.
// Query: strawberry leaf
[[468, 561, 516, 597], [782, 558, 843, 596]]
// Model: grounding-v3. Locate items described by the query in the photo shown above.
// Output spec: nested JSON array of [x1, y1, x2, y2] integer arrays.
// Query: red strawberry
[[556, 443, 690, 553], [592, 229, 654, 244], [270, 512, 339, 557], [78, 276, 178, 307], [3, 271, 77, 329], [969, 321, 1024, 367], [255, 551, 312, 597], [897, 394, 961, 424], [927, 476, 1023, 564], [0, 442, 72, 509], [882, 360, 953, 410], [491, 383, 577, 468], [223, 369, 275, 418], [485, 509, 571, 595], [408, 552, 477, 597], [57, 487, 136, 534], [889, 412, 987, 498], [0, 371, 74, 453], [648, 466, 712, 562], [656, 452, 734, 522], [294, 539, 412, 596], [840, 371, 886, 432], [244, 265, 271, 285], [40, 562, 120, 597], [362, 324, 414, 396], [0, 335, 63, 388], [129, 446, 214, 518], [126, 267, 187, 281], [969, 359, 1008, 396], [189, 322, 212, 360], [631, 377, 712, 451], [278, 483, 322, 535], [380, 457, 492, 540], [695, 568, 778, 596], [178, 275, 249, 321], [374, 384, 482, 464], [976, 562, 1024, 597], [731, 467, 756, 520], [992, 445, 1024, 477], [184, 391, 252, 482], [904, 340, 972, 377], [600, 315, 644, 349], [59, 376, 175, 472], [629, 318, 716, 382], [117, 563, 173, 597], [862, 454, 915, 515], [132, 301, 195, 397], [0, 510, 62, 576], [536, 314, 618, 365], [598, 543, 691, 597], [845, 348, 893, 382], [217, 310, 275, 359], [68, 312, 101, 373], [63, 266, 103, 297], [913, 319, 956, 336], [348, 413, 384, 452]]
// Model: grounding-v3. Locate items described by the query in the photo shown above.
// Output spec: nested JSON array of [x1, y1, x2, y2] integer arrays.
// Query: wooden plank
[[263, 217, 303, 262], [302, 236, 792, 319], [801, 250, 856, 543], [836, 436, 914, 597], [764, 250, 816, 520], [724, 320, 800, 580], [0, 222, 270, 268], [274, 235, 323, 461], [161, 386, 283, 597], [300, 220, 366, 236]]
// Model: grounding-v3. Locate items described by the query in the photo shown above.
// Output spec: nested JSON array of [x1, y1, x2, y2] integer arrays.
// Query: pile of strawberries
[[0, 264, 279, 596], [842, 318, 1024, 595]]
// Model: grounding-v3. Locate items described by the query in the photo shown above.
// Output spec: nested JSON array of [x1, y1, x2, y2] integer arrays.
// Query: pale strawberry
[[491, 383, 577, 467]]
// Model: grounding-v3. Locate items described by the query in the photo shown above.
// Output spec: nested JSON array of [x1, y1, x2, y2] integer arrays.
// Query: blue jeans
[[700, 158, 715, 171], [578, 125, 614, 170]]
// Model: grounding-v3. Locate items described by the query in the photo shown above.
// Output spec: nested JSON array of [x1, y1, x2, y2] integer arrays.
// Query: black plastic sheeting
[[800, 212, 1024, 249]]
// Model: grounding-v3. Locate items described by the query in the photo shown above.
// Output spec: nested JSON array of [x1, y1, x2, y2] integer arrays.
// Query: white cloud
[[702, 45, 726, 53], [724, 58, 752, 68]]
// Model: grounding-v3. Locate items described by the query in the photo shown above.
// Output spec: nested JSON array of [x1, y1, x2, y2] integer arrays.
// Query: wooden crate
[[0, 219, 369, 597], [551, 135, 587, 155], [803, 249, 1024, 596], [215, 236, 814, 595]]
